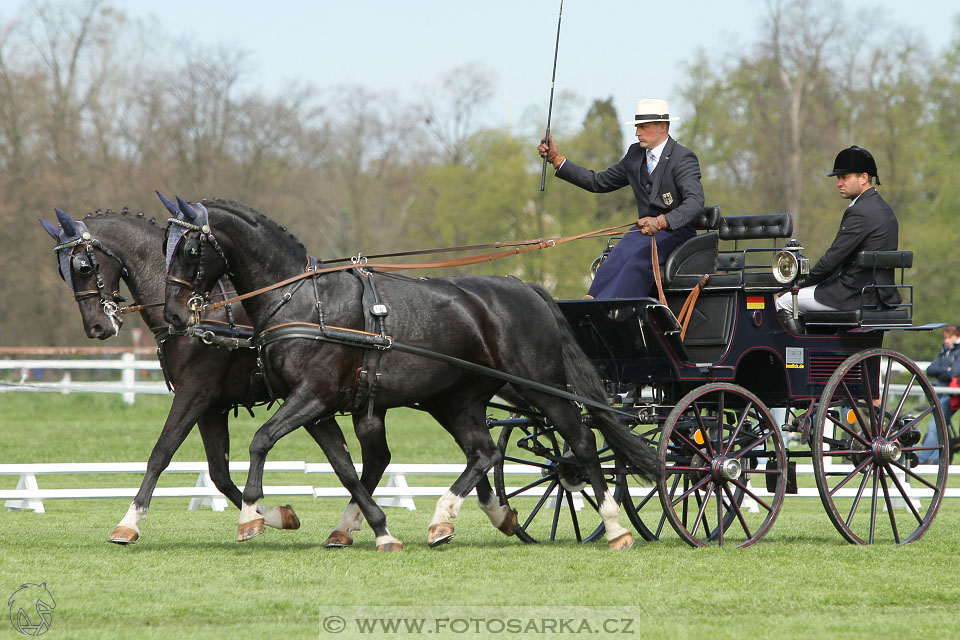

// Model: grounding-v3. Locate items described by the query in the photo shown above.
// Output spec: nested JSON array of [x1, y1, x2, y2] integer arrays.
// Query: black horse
[[163, 196, 658, 550], [40, 207, 307, 544]]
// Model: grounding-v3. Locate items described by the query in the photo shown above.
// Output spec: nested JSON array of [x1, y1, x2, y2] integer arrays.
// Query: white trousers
[[775, 285, 841, 314]]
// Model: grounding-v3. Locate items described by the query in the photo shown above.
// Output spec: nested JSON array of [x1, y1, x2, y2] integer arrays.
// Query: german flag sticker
[[746, 296, 765, 310]]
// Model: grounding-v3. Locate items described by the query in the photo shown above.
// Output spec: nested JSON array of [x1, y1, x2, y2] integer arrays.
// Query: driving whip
[[539, 0, 564, 192]]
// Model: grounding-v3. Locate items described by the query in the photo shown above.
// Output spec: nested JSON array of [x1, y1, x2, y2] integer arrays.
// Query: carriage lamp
[[772, 240, 810, 284]]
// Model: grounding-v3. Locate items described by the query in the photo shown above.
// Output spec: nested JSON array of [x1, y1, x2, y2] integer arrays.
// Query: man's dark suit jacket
[[555, 136, 705, 229], [803, 187, 901, 310]]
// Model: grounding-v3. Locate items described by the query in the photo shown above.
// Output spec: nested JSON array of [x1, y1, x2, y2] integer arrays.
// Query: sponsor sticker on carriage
[[786, 347, 804, 369], [746, 295, 764, 310]]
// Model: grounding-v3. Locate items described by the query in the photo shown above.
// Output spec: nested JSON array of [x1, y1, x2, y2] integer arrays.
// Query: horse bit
[[165, 214, 231, 326], [53, 230, 129, 331]]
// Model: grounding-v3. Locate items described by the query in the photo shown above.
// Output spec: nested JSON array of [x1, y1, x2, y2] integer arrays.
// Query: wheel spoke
[[838, 379, 874, 440], [869, 467, 880, 544], [550, 486, 563, 541], [824, 406, 873, 448], [731, 430, 773, 460], [521, 478, 558, 529], [729, 476, 774, 513], [566, 491, 582, 542], [878, 468, 901, 544], [723, 402, 754, 456], [581, 490, 600, 512], [506, 473, 554, 500], [691, 402, 717, 458], [882, 462, 926, 524], [828, 456, 874, 497], [888, 458, 943, 492], [690, 481, 713, 539], [671, 473, 712, 507], [722, 482, 753, 539], [845, 466, 872, 527], [715, 482, 724, 546]]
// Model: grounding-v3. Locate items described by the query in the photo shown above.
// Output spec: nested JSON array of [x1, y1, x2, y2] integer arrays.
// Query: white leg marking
[[116, 501, 148, 533], [598, 490, 630, 541], [478, 494, 511, 529], [430, 491, 464, 527], [238, 501, 262, 525], [333, 502, 366, 533]]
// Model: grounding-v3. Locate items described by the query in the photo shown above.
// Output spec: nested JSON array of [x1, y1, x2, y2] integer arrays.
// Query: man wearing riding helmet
[[775, 145, 900, 333]]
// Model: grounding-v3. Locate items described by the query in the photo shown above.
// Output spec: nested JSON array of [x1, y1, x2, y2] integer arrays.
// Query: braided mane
[[81, 207, 159, 226], [202, 198, 307, 256]]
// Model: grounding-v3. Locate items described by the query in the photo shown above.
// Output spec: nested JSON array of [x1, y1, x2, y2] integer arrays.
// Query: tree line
[[2, 0, 958, 359]]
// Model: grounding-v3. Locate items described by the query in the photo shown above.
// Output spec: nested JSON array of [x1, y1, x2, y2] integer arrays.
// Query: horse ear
[[176, 196, 198, 222], [54, 208, 77, 237], [156, 190, 179, 216], [39, 218, 60, 239]]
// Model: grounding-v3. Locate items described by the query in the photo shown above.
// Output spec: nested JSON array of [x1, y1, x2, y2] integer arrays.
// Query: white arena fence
[[3, 461, 958, 515], [1, 348, 958, 513]]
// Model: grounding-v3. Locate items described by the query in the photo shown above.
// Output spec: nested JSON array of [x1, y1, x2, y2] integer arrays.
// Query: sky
[[113, 0, 959, 136], [64, 1, 960, 142]]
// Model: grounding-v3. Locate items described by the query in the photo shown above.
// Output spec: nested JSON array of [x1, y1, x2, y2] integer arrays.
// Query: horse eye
[[72, 254, 94, 276], [184, 239, 202, 263]]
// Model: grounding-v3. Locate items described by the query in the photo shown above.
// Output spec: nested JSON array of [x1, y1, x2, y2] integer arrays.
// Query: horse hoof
[[237, 517, 265, 542], [277, 505, 300, 530], [323, 530, 353, 548], [108, 526, 139, 545], [377, 542, 403, 552], [608, 532, 634, 551], [428, 522, 455, 547], [497, 509, 519, 537]]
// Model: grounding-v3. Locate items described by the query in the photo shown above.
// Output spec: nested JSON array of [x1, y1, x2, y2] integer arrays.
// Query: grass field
[[2, 393, 960, 639]]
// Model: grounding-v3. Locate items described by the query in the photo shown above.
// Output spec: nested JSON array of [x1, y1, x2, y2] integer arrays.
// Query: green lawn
[[2, 394, 959, 639]]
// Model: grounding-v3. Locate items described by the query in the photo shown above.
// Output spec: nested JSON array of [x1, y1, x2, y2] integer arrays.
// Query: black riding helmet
[[827, 145, 881, 186]]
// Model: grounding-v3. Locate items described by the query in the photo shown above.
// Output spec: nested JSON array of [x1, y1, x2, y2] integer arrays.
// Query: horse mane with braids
[[81, 206, 159, 226], [201, 198, 307, 257]]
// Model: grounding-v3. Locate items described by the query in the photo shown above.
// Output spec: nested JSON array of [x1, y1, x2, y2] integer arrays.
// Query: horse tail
[[528, 285, 660, 482]]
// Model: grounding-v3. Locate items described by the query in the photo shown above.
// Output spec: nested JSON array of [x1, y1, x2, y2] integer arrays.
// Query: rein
[[194, 222, 640, 313]]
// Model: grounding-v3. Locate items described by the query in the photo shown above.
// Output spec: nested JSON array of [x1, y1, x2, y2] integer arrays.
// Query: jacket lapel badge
[[662, 192, 673, 205]]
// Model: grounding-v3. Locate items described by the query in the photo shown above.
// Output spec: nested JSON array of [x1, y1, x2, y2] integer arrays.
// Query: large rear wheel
[[812, 348, 947, 544]]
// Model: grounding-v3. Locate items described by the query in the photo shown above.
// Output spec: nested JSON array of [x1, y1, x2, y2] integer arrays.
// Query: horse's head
[[40, 208, 128, 339], [160, 192, 230, 331]]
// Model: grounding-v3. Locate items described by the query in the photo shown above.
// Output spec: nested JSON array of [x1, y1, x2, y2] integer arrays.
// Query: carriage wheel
[[812, 348, 947, 544], [493, 421, 624, 544], [620, 422, 669, 541], [657, 383, 786, 548]]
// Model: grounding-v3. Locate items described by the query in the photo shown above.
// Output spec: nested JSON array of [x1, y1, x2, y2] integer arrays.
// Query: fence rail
[[3, 461, 957, 515]]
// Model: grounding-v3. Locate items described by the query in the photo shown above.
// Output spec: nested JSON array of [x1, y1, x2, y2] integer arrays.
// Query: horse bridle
[[53, 231, 129, 322], [165, 214, 231, 322]]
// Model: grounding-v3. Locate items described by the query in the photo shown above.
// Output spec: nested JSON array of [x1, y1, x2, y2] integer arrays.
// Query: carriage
[[489, 206, 949, 547], [45, 197, 948, 549]]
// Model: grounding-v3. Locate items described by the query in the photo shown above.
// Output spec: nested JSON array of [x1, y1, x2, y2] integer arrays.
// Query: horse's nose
[[165, 309, 186, 330], [87, 323, 111, 340]]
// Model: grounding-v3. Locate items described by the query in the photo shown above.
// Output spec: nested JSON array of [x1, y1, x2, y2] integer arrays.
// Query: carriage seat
[[662, 205, 721, 289], [709, 213, 795, 289], [803, 251, 914, 327], [665, 213, 795, 290]]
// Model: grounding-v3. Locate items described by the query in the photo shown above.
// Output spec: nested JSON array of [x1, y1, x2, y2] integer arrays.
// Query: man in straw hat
[[775, 145, 900, 333], [538, 98, 704, 299]]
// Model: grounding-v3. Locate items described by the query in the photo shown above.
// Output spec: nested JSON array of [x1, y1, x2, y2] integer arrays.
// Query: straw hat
[[624, 98, 680, 125]]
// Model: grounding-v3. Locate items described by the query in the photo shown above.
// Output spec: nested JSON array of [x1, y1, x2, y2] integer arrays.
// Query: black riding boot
[[778, 309, 804, 335]]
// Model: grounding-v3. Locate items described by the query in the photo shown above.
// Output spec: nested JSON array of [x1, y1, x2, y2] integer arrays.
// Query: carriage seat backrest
[[663, 206, 721, 289], [804, 250, 915, 328], [718, 213, 793, 241]]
